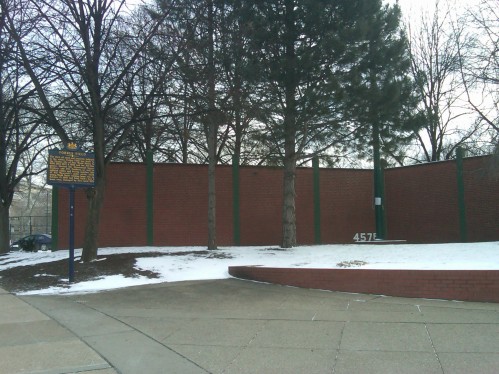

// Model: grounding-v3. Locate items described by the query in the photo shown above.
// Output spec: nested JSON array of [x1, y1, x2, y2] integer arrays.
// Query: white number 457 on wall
[[353, 232, 376, 242]]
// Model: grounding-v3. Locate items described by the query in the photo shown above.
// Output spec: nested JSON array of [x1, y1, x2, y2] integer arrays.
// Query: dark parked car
[[11, 234, 52, 252]]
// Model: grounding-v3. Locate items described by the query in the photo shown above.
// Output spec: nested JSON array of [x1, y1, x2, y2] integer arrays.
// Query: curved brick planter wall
[[228, 266, 499, 303]]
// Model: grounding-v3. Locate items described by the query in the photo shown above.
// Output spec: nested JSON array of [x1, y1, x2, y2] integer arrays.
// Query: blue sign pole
[[69, 185, 75, 282], [47, 142, 95, 284]]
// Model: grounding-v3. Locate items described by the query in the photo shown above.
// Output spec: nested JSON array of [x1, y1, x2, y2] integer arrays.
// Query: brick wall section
[[384, 156, 499, 243], [152, 164, 234, 246], [228, 266, 499, 303], [463, 157, 499, 242], [295, 168, 314, 244], [57, 188, 86, 250], [239, 166, 283, 245], [56, 155, 499, 249], [320, 168, 375, 243], [384, 161, 460, 242], [57, 164, 148, 248]]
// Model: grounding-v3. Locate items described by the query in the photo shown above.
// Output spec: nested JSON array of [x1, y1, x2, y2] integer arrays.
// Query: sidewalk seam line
[[80, 303, 212, 373], [18, 295, 116, 373], [331, 320, 347, 373]]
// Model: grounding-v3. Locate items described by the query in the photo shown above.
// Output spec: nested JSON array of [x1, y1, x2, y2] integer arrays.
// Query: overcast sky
[[391, 0, 476, 20]]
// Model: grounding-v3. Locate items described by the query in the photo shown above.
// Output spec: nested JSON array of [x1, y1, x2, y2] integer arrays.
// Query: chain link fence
[[9, 215, 51, 243]]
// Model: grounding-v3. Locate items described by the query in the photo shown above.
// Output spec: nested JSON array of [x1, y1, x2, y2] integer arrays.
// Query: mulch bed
[[0, 249, 233, 294], [0, 252, 161, 293]]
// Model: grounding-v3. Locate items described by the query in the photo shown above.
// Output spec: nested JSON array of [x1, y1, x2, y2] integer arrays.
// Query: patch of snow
[[34, 274, 58, 278], [20, 275, 164, 296], [2, 241, 498, 296]]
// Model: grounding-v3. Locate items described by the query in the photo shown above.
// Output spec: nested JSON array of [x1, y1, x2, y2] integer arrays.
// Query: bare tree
[[4, 0, 170, 260], [0, 0, 57, 253], [112, 4, 205, 164], [456, 0, 498, 142], [407, 0, 480, 162], [160, 0, 230, 249]]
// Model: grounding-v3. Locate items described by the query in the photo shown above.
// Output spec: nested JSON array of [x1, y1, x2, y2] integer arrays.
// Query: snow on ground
[[1, 242, 498, 295]]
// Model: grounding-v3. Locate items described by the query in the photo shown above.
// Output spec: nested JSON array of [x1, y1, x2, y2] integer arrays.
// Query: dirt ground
[[0, 249, 233, 294], [0, 252, 163, 293]]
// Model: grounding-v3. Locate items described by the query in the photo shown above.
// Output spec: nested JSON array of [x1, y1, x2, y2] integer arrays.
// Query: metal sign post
[[68, 185, 75, 282], [47, 142, 95, 283]]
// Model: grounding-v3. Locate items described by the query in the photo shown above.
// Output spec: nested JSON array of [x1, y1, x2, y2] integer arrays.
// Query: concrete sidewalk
[[1, 279, 499, 373], [0, 287, 113, 373]]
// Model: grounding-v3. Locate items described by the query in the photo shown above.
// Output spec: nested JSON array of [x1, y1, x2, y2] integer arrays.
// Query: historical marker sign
[[47, 142, 94, 283], [48, 142, 95, 187]]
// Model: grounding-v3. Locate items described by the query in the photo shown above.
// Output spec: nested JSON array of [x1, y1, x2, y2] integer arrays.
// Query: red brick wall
[[152, 164, 233, 246], [56, 156, 499, 249], [57, 164, 149, 248], [463, 157, 499, 242], [384, 156, 499, 243], [320, 168, 375, 243], [384, 161, 460, 242], [240, 166, 283, 245], [228, 266, 499, 303]]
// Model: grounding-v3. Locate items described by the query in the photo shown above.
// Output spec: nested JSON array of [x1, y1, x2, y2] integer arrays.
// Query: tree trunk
[[0, 204, 10, 254], [81, 113, 106, 262], [281, 0, 297, 248], [0, 63, 9, 254], [81, 174, 105, 262], [207, 133, 217, 250], [282, 138, 297, 248], [206, 0, 217, 250]]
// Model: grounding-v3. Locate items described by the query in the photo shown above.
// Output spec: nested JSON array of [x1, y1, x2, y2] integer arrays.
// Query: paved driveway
[[4, 279, 499, 373]]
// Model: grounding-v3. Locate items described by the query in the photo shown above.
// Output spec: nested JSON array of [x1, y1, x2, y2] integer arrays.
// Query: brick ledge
[[228, 266, 499, 303]]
